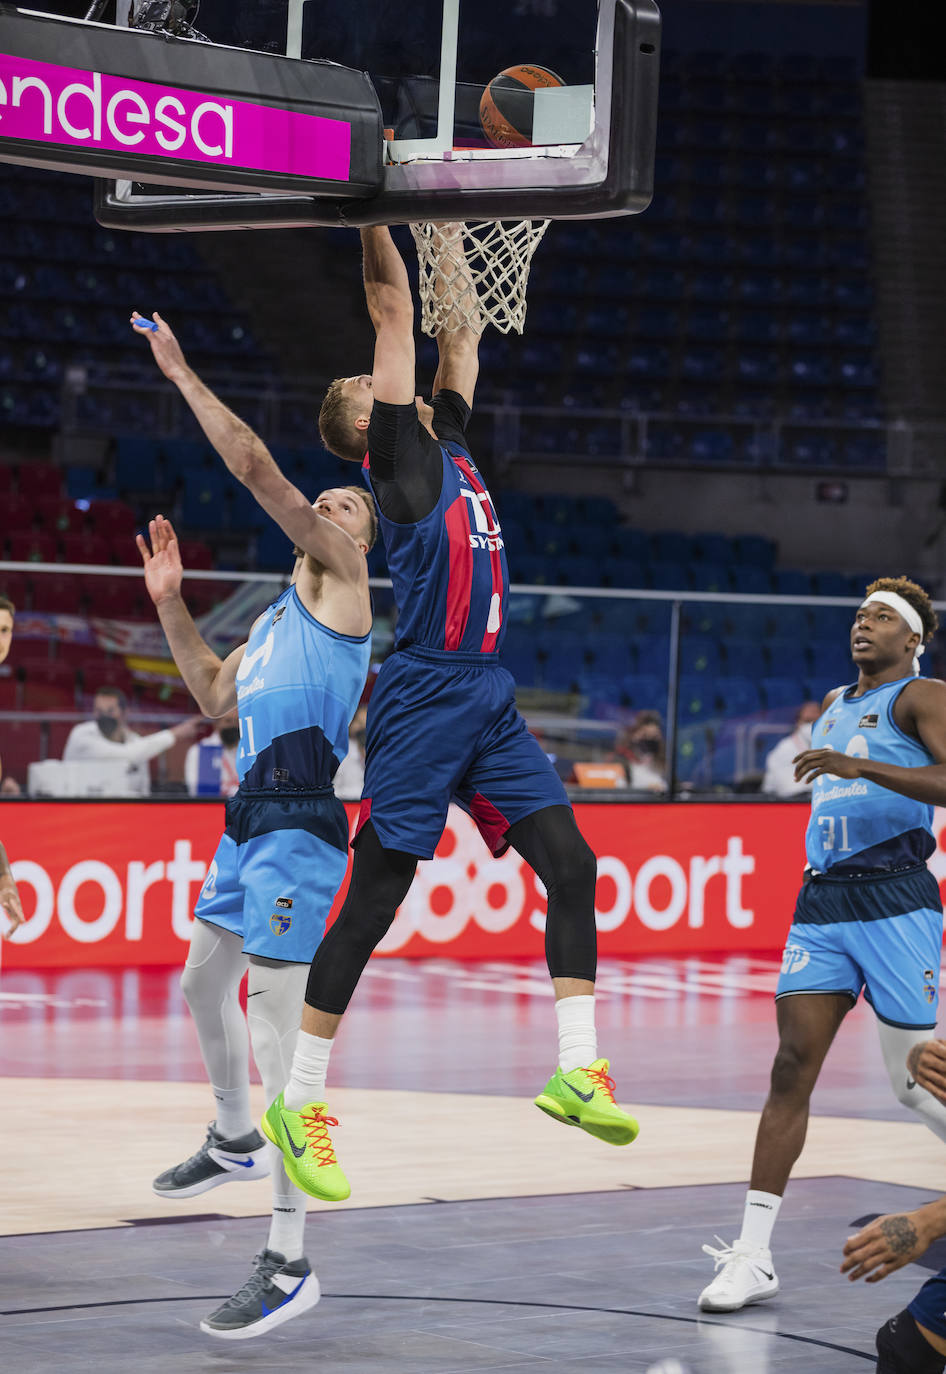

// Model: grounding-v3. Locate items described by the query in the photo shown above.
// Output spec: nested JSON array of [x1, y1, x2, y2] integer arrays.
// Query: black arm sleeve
[[430, 389, 472, 446], [365, 392, 470, 524]]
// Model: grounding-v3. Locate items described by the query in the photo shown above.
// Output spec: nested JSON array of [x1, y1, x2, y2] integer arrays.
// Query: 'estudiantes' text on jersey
[[234, 585, 370, 792], [369, 443, 509, 655], [806, 677, 935, 872]]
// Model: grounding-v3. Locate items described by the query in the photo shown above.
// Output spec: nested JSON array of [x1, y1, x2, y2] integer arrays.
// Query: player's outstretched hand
[[0, 873, 25, 940], [907, 1039, 946, 1104], [170, 716, 209, 745], [842, 1208, 939, 1282], [130, 311, 189, 382], [793, 747, 860, 785], [136, 515, 184, 606]]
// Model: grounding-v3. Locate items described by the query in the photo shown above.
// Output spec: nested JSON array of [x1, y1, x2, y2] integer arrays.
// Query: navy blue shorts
[[356, 645, 569, 859], [194, 790, 349, 962], [776, 865, 943, 1029], [910, 1270, 946, 1339]]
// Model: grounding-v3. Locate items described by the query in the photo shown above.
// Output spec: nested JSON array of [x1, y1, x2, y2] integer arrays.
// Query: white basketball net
[[410, 219, 550, 336]]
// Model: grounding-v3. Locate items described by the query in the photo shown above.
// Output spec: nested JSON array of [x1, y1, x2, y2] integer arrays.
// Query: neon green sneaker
[[261, 1093, 351, 1201], [534, 1058, 639, 1146]]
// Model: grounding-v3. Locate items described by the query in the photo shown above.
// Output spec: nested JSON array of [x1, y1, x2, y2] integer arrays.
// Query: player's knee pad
[[877, 1310, 946, 1374], [245, 960, 309, 1102]]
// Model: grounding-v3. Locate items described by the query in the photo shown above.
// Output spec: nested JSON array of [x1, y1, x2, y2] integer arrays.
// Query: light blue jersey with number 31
[[806, 676, 935, 872]]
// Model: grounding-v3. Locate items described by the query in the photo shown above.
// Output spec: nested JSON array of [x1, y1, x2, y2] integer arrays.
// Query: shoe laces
[[702, 1236, 760, 1273], [585, 1065, 617, 1103], [226, 1251, 282, 1306], [301, 1107, 340, 1167]]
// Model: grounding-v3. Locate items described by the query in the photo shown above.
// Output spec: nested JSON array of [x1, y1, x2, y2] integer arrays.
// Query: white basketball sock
[[284, 1029, 335, 1110], [246, 960, 311, 1262], [555, 994, 597, 1073], [267, 1180, 307, 1262], [739, 1189, 782, 1250]]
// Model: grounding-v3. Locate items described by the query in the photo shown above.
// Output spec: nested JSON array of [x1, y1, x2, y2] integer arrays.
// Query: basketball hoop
[[410, 219, 550, 336]]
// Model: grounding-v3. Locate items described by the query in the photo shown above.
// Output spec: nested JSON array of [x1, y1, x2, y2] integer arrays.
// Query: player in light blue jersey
[[134, 312, 375, 1340], [700, 575, 946, 1316]]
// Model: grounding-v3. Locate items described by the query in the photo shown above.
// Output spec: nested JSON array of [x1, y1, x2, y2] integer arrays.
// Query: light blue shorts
[[194, 792, 349, 963], [776, 870, 942, 1029]]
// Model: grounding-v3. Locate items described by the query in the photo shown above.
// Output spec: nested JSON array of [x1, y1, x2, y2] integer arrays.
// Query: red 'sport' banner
[[4, 801, 945, 969]]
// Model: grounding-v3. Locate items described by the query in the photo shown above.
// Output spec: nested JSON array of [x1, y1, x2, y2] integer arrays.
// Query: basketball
[[479, 64, 565, 149]]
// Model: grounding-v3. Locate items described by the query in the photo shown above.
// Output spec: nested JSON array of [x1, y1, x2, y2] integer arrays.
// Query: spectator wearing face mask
[[613, 710, 668, 793], [185, 705, 241, 797], [62, 685, 203, 795]]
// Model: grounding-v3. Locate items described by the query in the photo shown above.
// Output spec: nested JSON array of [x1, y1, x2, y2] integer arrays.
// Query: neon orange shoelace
[[300, 1109, 340, 1167], [585, 1066, 617, 1103]]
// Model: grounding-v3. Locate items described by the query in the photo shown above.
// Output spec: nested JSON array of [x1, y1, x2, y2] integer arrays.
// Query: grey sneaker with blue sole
[[152, 1121, 270, 1198], [200, 1249, 320, 1340]]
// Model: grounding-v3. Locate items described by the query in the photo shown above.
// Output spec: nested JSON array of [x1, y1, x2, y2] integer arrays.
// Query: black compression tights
[[304, 807, 597, 1016]]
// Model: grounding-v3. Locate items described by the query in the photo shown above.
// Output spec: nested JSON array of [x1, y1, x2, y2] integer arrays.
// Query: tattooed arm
[[841, 1202, 946, 1282]]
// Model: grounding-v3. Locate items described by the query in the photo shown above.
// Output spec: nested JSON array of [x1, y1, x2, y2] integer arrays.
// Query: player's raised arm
[[131, 312, 367, 582], [136, 514, 244, 717], [429, 223, 481, 409], [360, 226, 416, 405]]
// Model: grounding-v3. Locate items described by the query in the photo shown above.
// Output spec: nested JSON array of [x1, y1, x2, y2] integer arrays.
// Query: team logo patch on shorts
[[275, 897, 293, 909], [270, 912, 292, 936], [925, 968, 937, 1004], [200, 860, 218, 899], [781, 943, 810, 975]]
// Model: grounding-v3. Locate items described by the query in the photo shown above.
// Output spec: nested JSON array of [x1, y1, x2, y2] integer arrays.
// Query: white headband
[[860, 591, 926, 674]]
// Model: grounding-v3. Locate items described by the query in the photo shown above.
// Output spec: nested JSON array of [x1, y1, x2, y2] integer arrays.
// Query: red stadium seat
[[15, 462, 64, 501], [7, 531, 59, 563], [79, 662, 137, 699], [0, 571, 29, 607], [88, 500, 138, 538], [3, 495, 35, 532], [29, 573, 85, 615], [0, 464, 14, 494], [60, 532, 112, 565], [86, 579, 149, 619], [178, 539, 214, 570], [0, 719, 43, 781], [0, 673, 21, 710], [34, 497, 84, 534], [17, 658, 78, 710]]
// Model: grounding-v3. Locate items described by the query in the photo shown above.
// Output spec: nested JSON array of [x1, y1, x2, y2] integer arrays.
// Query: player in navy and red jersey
[[263, 225, 639, 1201]]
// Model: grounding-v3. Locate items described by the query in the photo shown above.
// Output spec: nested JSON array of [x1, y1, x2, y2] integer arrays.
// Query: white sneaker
[[698, 1236, 779, 1312]]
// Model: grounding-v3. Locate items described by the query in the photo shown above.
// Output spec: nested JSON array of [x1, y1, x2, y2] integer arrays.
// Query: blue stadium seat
[[774, 569, 812, 595], [679, 675, 718, 721], [732, 535, 776, 568], [620, 674, 666, 711], [690, 562, 732, 593], [723, 637, 766, 675], [762, 677, 808, 709], [716, 676, 762, 716], [680, 636, 721, 674]]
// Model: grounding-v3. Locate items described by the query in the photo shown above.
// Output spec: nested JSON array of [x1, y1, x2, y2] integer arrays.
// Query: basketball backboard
[[0, 0, 659, 228], [90, 0, 660, 230]]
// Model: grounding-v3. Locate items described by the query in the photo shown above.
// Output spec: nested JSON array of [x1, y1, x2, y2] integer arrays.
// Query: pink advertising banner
[[0, 52, 351, 180]]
